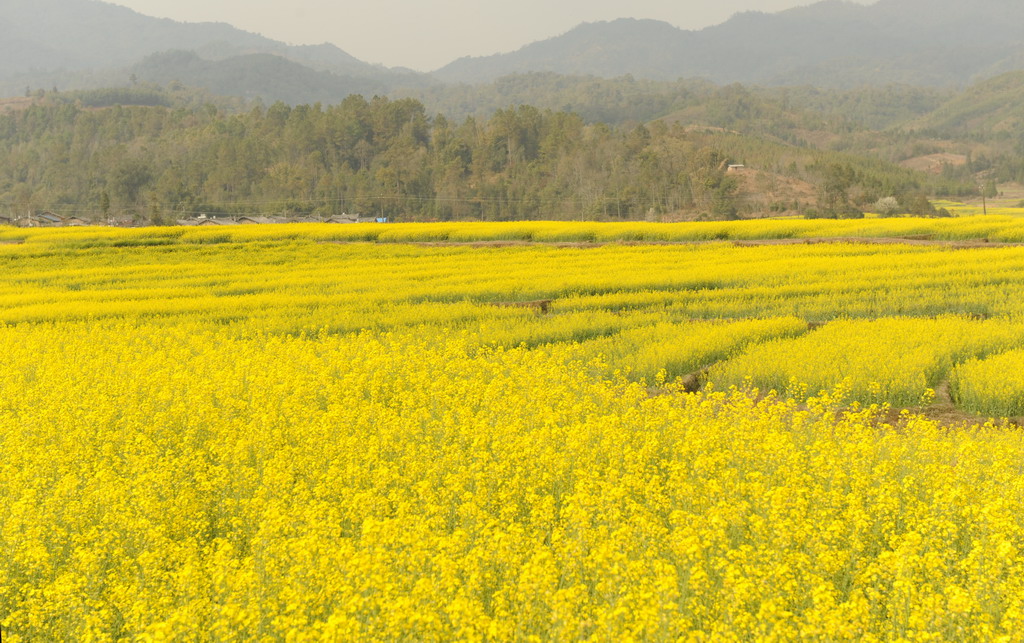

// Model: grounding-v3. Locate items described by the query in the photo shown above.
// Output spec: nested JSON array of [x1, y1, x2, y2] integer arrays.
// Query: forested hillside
[[404, 73, 951, 131], [0, 96, 955, 223]]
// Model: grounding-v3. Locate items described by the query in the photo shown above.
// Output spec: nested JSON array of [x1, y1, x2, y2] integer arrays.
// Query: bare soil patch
[[0, 97, 38, 114], [879, 381, 1023, 430], [728, 167, 818, 207], [900, 153, 968, 174]]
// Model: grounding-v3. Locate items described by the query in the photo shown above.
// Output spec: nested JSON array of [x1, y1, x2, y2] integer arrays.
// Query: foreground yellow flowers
[[3, 223, 1024, 640], [4, 321, 1024, 641]]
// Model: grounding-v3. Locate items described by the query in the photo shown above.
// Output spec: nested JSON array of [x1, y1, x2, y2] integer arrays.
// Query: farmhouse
[[14, 212, 65, 227], [196, 218, 238, 226], [35, 211, 65, 226], [324, 214, 359, 224]]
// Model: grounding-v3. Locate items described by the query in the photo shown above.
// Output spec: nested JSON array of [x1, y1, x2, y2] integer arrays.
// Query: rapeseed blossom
[[1, 224, 1024, 639]]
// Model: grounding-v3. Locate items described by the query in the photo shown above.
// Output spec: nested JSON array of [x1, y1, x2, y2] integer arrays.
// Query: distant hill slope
[[1, 0, 381, 76], [0, 0, 430, 97], [434, 0, 1024, 88], [906, 71, 1024, 138], [434, 20, 690, 84], [132, 51, 389, 105]]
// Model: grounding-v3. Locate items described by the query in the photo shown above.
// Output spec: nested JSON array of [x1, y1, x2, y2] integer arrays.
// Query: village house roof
[[236, 216, 288, 224], [34, 211, 65, 225], [196, 218, 238, 226]]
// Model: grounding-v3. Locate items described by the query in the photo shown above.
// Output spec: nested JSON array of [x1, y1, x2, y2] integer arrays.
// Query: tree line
[[0, 94, 969, 223]]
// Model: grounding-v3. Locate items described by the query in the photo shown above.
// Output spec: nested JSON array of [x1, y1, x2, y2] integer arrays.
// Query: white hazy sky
[[107, 0, 876, 72]]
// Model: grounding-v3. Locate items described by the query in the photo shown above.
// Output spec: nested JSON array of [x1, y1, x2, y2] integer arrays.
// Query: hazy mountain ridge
[[6, 0, 1024, 110], [131, 51, 390, 105], [435, 0, 1024, 87], [0, 0, 426, 96], [434, 20, 690, 84]]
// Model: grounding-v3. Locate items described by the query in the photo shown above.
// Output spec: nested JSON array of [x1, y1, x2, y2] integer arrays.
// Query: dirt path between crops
[[729, 237, 1023, 249], [668, 320, 1017, 429], [323, 237, 1024, 249], [667, 320, 831, 396], [878, 380, 1023, 429]]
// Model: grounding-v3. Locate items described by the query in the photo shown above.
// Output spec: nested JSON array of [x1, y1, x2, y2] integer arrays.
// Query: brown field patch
[[0, 97, 38, 114], [899, 153, 968, 174]]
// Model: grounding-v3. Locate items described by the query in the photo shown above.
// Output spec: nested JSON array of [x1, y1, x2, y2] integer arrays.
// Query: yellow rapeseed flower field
[[3, 221, 1024, 640], [952, 349, 1024, 417], [711, 316, 1024, 406]]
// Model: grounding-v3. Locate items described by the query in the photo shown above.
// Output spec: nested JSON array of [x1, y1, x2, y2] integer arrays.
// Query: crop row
[[7, 214, 1024, 246]]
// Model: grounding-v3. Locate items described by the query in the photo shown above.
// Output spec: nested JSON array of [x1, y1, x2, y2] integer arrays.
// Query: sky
[[107, 0, 876, 72]]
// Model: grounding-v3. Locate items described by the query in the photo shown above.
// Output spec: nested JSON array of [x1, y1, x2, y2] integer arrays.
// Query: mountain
[[1, 0, 379, 76], [434, 20, 689, 84], [131, 51, 389, 105], [434, 0, 1024, 88], [0, 0, 430, 98], [7, 0, 1024, 109]]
